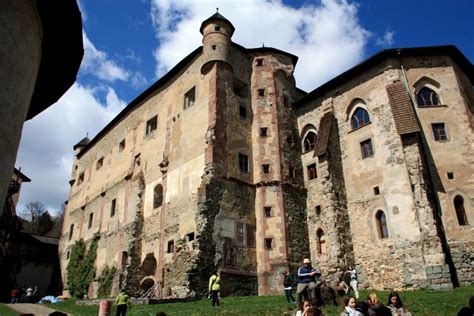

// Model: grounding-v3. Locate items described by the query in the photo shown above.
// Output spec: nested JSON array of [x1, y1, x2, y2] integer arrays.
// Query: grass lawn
[[47, 285, 473, 316], [0, 304, 20, 316]]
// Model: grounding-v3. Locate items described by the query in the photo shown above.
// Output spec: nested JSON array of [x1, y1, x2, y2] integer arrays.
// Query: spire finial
[[216, 7, 219, 12], [262, 42, 265, 47], [86, 132, 89, 138]]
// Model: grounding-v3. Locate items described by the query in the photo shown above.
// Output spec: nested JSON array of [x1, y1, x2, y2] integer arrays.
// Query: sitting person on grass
[[386, 291, 412, 316], [367, 293, 391, 316], [340, 296, 357, 316]]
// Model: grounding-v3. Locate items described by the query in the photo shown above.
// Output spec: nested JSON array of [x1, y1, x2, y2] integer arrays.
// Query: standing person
[[26, 286, 33, 303], [115, 289, 130, 316], [296, 258, 321, 309], [32, 286, 38, 303], [10, 288, 17, 304], [283, 271, 296, 303], [346, 267, 359, 299], [208, 270, 221, 307]]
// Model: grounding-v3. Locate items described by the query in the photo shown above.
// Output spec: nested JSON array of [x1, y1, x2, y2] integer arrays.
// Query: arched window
[[376, 210, 389, 239], [153, 184, 163, 208], [316, 228, 327, 255], [351, 108, 370, 130], [454, 195, 469, 226], [416, 87, 440, 107], [303, 132, 316, 152]]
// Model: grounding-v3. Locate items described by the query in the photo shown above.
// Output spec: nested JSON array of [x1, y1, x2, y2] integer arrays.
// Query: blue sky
[[15, 0, 474, 216]]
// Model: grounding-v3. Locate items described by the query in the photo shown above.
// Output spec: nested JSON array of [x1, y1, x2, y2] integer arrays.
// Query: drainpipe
[[397, 49, 459, 287]]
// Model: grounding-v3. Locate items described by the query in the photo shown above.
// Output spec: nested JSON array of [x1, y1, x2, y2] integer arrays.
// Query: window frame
[[376, 210, 389, 239], [303, 131, 317, 153], [184, 86, 196, 109], [351, 107, 371, 130], [238, 153, 249, 173], [307, 163, 317, 180], [431, 123, 448, 141], [416, 86, 441, 107], [360, 138, 374, 159], [454, 195, 469, 226], [146, 115, 158, 135]]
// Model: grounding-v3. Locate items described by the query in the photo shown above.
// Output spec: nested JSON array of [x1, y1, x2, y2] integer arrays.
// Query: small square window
[[77, 172, 85, 185], [307, 163, 317, 180], [185, 232, 195, 242], [260, 128, 268, 137], [264, 238, 273, 250], [119, 139, 126, 152], [88, 213, 93, 229], [239, 154, 249, 173], [360, 139, 374, 159], [264, 207, 272, 217], [432, 123, 447, 141], [315, 205, 321, 216], [167, 240, 174, 253], [262, 164, 270, 174], [214, 25, 221, 31], [256, 58, 263, 66], [373, 186, 380, 195], [146, 116, 158, 135], [239, 105, 247, 118], [110, 199, 116, 217], [184, 87, 196, 109], [96, 157, 104, 170], [258, 89, 265, 97], [447, 172, 454, 180], [211, 45, 217, 50]]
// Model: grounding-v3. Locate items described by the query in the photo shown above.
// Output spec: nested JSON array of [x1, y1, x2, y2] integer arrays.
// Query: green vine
[[66, 234, 100, 298], [97, 265, 117, 298]]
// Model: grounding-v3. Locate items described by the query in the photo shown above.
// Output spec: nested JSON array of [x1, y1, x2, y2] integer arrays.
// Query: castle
[[59, 12, 473, 298]]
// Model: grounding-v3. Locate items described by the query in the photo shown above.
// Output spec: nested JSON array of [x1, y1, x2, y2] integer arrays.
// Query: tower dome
[[200, 11, 234, 74]]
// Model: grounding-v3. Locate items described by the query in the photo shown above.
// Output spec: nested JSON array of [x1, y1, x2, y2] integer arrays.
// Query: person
[[296, 258, 321, 309], [296, 300, 312, 316], [10, 288, 17, 304], [367, 293, 391, 316], [345, 267, 359, 299], [208, 270, 220, 307], [32, 286, 38, 303], [457, 296, 474, 316], [387, 291, 411, 316], [283, 271, 296, 303], [354, 301, 369, 316], [26, 286, 33, 303], [341, 296, 357, 316], [336, 275, 349, 297], [115, 289, 129, 316]]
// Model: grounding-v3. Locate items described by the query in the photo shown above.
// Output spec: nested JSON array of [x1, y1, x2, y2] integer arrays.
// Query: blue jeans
[[284, 289, 295, 302]]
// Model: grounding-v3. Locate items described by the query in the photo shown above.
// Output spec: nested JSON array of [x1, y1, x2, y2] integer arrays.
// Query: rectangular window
[[167, 240, 174, 253], [258, 89, 265, 97], [264, 206, 272, 218], [184, 87, 196, 109], [67, 251, 70, 260], [246, 224, 256, 248], [315, 205, 321, 216], [96, 157, 104, 170], [88, 213, 93, 229], [255, 58, 263, 66], [373, 186, 380, 195], [68, 224, 74, 240], [146, 116, 158, 135], [110, 199, 116, 217], [214, 25, 221, 31], [360, 139, 374, 159], [239, 153, 249, 173], [236, 222, 245, 245], [185, 232, 195, 242], [260, 127, 268, 137], [77, 172, 84, 185], [264, 238, 273, 250], [432, 123, 447, 141], [307, 163, 317, 180], [262, 164, 270, 174], [239, 105, 247, 118], [119, 139, 126, 152]]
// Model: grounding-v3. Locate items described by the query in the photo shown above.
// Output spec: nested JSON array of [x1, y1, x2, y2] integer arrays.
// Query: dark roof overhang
[[13, 168, 31, 182], [199, 12, 235, 36], [293, 45, 474, 108], [27, 0, 84, 120]]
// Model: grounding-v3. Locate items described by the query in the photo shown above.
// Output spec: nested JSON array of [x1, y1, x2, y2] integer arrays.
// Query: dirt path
[[7, 303, 68, 315]]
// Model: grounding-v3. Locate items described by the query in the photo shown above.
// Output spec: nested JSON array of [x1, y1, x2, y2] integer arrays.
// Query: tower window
[[154, 184, 163, 209], [68, 224, 74, 240], [417, 87, 440, 107], [239, 154, 249, 173], [96, 157, 104, 170], [211, 45, 217, 50], [303, 132, 316, 152], [351, 108, 371, 130], [77, 172, 85, 185], [307, 163, 317, 180], [256, 58, 263, 66], [110, 199, 116, 217], [262, 164, 270, 174], [239, 105, 247, 118], [315, 205, 321, 216], [88, 213, 93, 229], [432, 123, 447, 141], [376, 210, 389, 239], [184, 87, 196, 109], [360, 139, 374, 159], [185, 232, 195, 242], [373, 186, 380, 195], [119, 139, 126, 152], [316, 229, 327, 255], [264, 238, 273, 250], [264, 206, 272, 217], [260, 128, 268, 137], [167, 240, 174, 253], [258, 89, 265, 97], [214, 25, 221, 31], [146, 116, 158, 135], [454, 195, 469, 226], [447, 172, 454, 180], [67, 251, 70, 260]]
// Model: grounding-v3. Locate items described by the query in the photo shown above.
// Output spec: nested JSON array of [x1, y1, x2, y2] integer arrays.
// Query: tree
[[20, 201, 54, 235], [21, 201, 47, 222]]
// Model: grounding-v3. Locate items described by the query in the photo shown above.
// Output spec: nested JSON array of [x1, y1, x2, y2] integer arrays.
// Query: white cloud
[[15, 83, 126, 215], [82, 32, 130, 82], [376, 30, 395, 47], [150, 0, 371, 91]]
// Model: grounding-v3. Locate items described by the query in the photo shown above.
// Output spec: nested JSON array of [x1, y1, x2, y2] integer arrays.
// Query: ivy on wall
[[66, 234, 100, 298], [97, 265, 117, 298]]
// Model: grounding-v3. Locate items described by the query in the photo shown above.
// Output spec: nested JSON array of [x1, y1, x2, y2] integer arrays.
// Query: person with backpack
[[283, 270, 296, 303], [208, 270, 221, 307]]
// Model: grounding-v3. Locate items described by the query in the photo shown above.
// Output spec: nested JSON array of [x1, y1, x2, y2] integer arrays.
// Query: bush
[[97, 265, 117, 298]]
